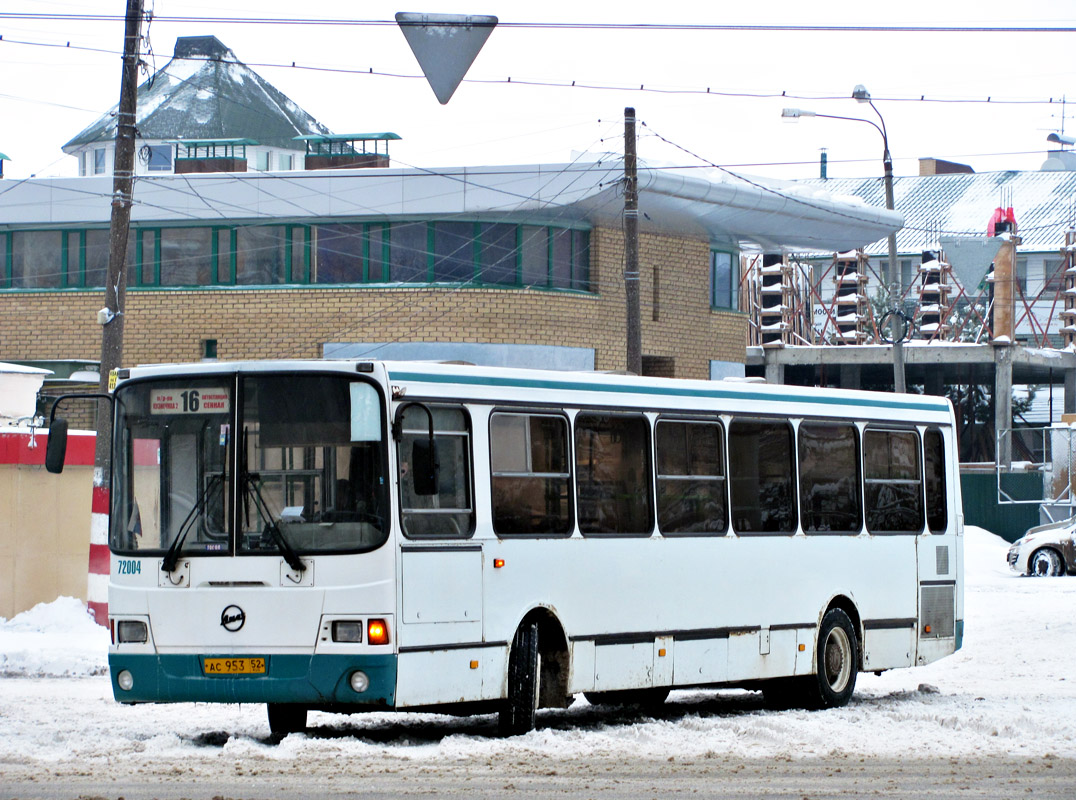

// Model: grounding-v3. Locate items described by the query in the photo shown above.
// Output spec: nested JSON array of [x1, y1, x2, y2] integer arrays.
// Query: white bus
[[47, 360, 963, 736]]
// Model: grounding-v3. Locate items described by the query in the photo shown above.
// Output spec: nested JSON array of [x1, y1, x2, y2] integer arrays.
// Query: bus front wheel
[[499, 621, 540, 736], [267, 704, 307, 736], [807, 608, 858, 709]]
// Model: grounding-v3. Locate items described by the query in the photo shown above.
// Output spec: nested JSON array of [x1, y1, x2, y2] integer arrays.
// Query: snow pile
[[0, 596, 108, 677], [3, 526, 1076, 766]]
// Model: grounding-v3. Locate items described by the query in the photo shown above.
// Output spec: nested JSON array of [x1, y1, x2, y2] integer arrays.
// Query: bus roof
[[119, 359, 953, 422]]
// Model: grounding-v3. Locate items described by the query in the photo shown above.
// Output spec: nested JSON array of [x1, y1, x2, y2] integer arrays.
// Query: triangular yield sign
[[396, 12, 498, 104]]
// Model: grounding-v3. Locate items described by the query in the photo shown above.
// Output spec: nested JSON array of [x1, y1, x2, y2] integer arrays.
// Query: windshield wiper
[[241, 472, 307, 573], [161, 474, 223, 573]]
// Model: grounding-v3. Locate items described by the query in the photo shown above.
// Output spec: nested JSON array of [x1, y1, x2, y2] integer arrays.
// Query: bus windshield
[[111, 374, 388, 557]]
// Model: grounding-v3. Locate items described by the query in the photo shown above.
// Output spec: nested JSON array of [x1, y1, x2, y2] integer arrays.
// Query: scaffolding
[[741, 229, 1076, 350]]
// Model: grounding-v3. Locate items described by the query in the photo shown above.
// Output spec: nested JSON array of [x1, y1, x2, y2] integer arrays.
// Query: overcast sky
[[1, 0, 1074, 184]]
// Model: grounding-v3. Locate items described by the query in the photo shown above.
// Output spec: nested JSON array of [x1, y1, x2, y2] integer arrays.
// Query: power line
[[2, 13, 1075, 33], [1, 35, 1071, 107]]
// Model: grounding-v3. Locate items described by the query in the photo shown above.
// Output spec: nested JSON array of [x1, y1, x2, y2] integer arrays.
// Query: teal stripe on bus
[[387, 370, 951, 413]]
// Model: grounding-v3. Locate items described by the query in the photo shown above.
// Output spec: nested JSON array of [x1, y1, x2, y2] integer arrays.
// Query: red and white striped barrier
[[88, 475, 110, 625]]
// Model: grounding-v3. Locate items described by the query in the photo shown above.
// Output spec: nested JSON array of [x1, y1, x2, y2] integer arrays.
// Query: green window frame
[[710, 250, 738, 310], [0, 232, 10, 288], [0, 220, 592, 292]]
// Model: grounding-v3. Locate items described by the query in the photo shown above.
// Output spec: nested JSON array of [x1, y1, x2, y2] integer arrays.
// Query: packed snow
[[1, 526, 1075, 771]]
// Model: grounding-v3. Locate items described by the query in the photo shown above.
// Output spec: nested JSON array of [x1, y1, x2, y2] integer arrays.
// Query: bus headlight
[[349, 671, 370, 693], [117, 669, 134, 691], [117, 620, 148, 643], [332, 621, 363, 643]]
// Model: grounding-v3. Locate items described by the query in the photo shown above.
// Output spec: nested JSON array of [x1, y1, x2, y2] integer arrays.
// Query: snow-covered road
[[2, 527, 1075, 797]]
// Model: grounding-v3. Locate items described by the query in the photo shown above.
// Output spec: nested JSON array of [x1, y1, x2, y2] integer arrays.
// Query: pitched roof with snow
[[802, 170, 1076, 255], [62, 36, 331, 151]]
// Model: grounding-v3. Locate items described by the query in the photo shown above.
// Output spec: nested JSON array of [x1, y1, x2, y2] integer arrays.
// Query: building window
[[711, 250, 738, 309], [1043, 257, 1065, 297], [255, 151, 271, 172], [279, 153, 294, 171], [146, 145, 172, 172], [11, 231, 63, 288], [1015, 256, 1028, 296], [0, 221, 592, 292], [236, 226, 287, 284], [93, 148, 106, 175], [432, 222, 474, 282], [159, 227, 213, 285], [479, 223, 516, 285], [901, 259, 913, 294]]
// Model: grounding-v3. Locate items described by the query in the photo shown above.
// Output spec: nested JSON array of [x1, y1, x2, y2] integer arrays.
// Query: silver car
[[1008, 517, 1076, 577]]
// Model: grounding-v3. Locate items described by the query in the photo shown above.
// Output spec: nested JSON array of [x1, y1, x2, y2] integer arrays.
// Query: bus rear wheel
[[805, 608, 858, 709], [267, 704, 307, 736], [499, 621, 540, 737]]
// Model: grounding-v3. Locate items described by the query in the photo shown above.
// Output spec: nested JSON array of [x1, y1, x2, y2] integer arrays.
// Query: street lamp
[[782, 86, 907, 393]]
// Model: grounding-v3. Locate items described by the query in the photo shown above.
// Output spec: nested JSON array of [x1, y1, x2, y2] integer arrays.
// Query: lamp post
[[782, 88, 907, 393]]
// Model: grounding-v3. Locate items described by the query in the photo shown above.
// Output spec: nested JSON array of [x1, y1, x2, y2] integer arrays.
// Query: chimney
[[919, 157, 974, 176], [173, 36, 233, 61]]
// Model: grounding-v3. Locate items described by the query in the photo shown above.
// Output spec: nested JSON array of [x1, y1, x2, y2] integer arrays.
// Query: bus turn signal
[[367, 618, 390, 645]]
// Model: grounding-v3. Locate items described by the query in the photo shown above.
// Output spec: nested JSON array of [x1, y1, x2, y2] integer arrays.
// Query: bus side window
[[864, 429, 923, 533], [798, 421, 861, 534], [924, 428, 947, 533], [489, 412, 572, 536], [398, 405, 474, 538], [575, 413, 653, 535], [729, 419, 796, 534], [655, 419, 727, 535]]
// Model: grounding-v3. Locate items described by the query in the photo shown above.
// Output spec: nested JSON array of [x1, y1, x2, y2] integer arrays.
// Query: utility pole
[[624, 107, 641, 375], [882, 152, 907, 393], [87, 0, 142, 626]]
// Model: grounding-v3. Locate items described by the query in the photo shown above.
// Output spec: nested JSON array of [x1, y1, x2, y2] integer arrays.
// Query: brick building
[[0, 160, 900, 382]]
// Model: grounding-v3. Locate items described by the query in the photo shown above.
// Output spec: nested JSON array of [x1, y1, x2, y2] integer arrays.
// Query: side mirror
[[45, 418, 69, 474], [411, 438, 440, 496]]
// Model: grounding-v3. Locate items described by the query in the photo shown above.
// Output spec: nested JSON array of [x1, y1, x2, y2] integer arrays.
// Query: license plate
[[203, 657, 266, 675]]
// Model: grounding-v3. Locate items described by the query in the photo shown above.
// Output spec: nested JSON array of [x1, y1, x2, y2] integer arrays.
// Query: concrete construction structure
[[741, 153, 1076, 474]]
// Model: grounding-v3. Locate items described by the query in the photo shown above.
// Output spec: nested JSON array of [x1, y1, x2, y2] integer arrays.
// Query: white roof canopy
[[0, 160, 901, 253]]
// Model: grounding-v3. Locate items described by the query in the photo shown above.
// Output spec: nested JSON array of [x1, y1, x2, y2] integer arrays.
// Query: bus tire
[[499, 621, 540, 736], [807, 608, 858, 709], [267, 704, 307, 736]]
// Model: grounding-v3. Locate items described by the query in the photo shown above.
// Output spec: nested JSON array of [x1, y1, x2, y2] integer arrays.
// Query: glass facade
[[0, 220, 591, 291]]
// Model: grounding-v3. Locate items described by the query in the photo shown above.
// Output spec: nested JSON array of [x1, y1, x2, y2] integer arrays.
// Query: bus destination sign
[[150, 388, 230, 415]]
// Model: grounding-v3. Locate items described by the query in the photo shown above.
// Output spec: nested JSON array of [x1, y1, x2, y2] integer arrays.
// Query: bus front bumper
[[108, 653, 396, 707]]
